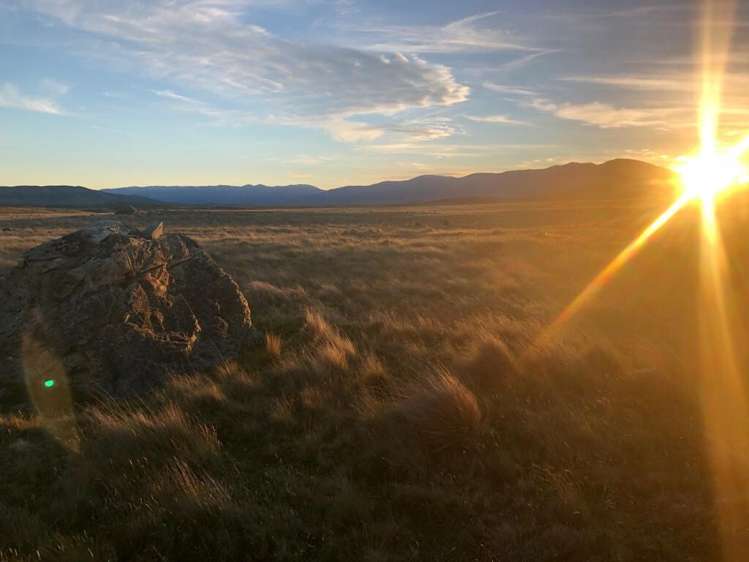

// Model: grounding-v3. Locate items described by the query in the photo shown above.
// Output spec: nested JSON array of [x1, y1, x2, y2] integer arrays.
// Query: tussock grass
[[2, 201, 747, 560], [265, 333, 283, 360], [461, 336, 519, 393], [394, 371, 482, 453]]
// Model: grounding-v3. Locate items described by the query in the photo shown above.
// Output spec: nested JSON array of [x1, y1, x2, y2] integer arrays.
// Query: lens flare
[[21, 326, 79, 453], [674, 147, 749, 202], [531, 193, 691, 348], [530, 2, 749, 558], [532, 0, 749, 346]]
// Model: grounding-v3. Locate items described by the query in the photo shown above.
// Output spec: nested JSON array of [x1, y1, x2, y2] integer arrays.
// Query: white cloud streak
[[152, 89, 258, 126], [465, 114, 530, 126], [362, 142, 554, 158], [528, 97, 687, 129], [284, 154, 334, 166], [559, 75, 687, 91], [23, 0, 470, 141], [0, 82, 63, 114], [348, 11, 538, 54], [482, 82, 538, 97], [41, 78, 71, 96], [151, 88, 466, 144]]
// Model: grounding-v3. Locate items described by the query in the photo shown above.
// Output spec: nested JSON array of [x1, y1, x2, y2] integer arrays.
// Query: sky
[[2, 0, 749, 188]]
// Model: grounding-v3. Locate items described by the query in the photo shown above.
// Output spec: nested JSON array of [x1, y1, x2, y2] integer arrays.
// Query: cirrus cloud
[[465, 114, 530, 126], [345, 11, 538, 54], [0, 82, 64, 114], [528, 98, 688, 129], [22, 0, 470, 140]]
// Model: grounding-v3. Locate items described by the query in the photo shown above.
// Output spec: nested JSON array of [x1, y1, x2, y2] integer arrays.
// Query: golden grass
[[1, 199, 748, 560], [265, 333, 283, 359], [395, 371, 482, 453]]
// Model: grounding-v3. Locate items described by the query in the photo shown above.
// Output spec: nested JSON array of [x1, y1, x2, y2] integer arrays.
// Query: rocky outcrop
[[0, 221, 255, 397]]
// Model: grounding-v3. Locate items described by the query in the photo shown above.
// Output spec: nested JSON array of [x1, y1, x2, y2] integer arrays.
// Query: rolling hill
[[4, 159, 676, 209], [106, 159, 675, 207], [103, 184, 324, 206], [319, 159, 675, 206], [0, 185, 160, 209]]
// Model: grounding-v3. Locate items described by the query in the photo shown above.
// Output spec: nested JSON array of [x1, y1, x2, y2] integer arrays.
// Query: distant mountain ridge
[[102, 184, 324, 206], [106, 159, 675, 206], [2, 159, 676, 209], [0, 185, 161, 209]]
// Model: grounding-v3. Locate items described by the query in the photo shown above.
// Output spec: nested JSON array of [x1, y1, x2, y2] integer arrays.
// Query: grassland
[[1, 199, 748, 561]]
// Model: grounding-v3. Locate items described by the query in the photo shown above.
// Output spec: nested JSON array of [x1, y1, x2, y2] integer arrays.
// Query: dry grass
[[265, 333, 283, 359], [395, 371, 481, 453], [1, 199, 749, 560]]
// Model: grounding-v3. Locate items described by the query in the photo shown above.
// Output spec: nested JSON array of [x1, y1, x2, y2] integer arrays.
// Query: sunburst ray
[[530, 2, 749, 557]]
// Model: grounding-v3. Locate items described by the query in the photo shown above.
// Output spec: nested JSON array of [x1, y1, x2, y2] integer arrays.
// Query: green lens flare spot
[[43, 379, 56, 389]]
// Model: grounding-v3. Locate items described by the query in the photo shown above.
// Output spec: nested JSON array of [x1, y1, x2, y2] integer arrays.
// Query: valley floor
[[1, 200, 748, 561]]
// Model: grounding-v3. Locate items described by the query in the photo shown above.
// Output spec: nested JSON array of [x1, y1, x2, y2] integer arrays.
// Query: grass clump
[[265, 333, 283, 360], [395, 371, 482, 454]]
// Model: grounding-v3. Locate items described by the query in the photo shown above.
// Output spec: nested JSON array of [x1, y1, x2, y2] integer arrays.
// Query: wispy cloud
[[41, 78, 71, 96], [465, 114, 530, 126], [152, 89, 257, 125], [528, 97, 687, 129], [285, 154, 334, 166], [348, 11, 539, 54], [482, 82, 538, 97], [0, 82, 63, 114], [25, 0, 470, 141], [559, 75, 686, 91], [499, 50, 558, 72], [603, 4, 686, 19], [542, 3, 689, 26], [362, 142, 553, 158], [154, 90, 200, 105], [383, 117, 460, 141], [314, 118, 386, 142], [280, 113, 464, 144], [152, 89, 465, 144]]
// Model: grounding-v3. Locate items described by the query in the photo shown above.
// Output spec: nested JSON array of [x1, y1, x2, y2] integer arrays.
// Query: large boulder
[[0, 221, 255, 397]]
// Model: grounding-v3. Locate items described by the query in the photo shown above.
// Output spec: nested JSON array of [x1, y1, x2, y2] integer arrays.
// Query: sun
[[529, 2, 749, 558], [674, 145, 749, 203]]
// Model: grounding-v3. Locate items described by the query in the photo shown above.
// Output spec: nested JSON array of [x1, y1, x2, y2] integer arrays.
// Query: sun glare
[[674, 145, 749, 203], [531, 2, 749, 558], [534, 0, 749, 350]]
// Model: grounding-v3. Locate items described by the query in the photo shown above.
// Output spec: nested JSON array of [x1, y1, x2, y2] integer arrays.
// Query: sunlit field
[[1, 197, 748, 561]]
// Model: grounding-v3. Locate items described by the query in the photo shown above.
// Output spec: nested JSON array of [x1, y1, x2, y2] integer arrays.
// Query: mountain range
[[1, 159, 675, 209], [0, 185, 159, 209]]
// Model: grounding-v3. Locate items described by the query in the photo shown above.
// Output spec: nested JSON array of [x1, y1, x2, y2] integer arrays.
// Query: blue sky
[[2, 1, 749, 188]]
